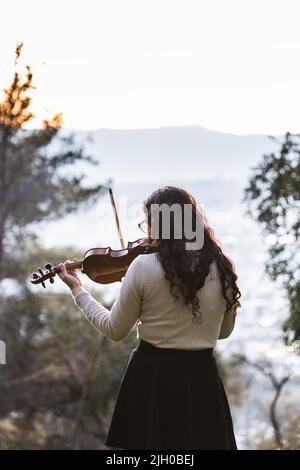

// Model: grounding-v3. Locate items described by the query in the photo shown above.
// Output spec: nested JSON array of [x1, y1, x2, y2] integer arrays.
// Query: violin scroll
[[30, 260, 83, 288], [30, 264, 56, 288]]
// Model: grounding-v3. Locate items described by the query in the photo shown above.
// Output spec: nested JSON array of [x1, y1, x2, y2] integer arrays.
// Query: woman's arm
[[218, 284, 237, 339], [69, 256, 144, 342], [218, 308, 237, 339]]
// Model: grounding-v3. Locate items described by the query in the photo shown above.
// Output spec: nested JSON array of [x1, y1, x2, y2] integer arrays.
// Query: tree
[[243, 132, 300, 346], [0, 247, 137, 449], [0, 44, 121, 449], [0, 43, 106, 280], [234, 354, 290, 449]]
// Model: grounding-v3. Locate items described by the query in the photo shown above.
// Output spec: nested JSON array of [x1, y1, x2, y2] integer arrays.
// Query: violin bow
[[109, 187, 125, 250]]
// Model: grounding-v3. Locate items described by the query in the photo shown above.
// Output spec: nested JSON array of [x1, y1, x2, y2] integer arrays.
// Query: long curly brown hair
[[144, 186, 241, 323]]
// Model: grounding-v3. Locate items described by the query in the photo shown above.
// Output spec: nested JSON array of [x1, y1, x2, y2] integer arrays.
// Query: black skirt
[[105, 339, 237, 450]]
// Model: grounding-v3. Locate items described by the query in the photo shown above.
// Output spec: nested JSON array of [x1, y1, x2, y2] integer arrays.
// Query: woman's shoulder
[[130, 252, 159, 269], [127, 252, 162, 278], [124, 253, 162, 287]]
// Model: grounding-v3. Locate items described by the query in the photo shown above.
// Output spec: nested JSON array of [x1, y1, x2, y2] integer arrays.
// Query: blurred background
[[0, 0, 299, 450]]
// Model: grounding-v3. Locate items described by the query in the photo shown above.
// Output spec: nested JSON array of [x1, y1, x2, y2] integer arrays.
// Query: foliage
[[0, 248, 137, 449], [0, 43, 107, 278], [0, 44, 117, 449], [243, 132, 300, 345]]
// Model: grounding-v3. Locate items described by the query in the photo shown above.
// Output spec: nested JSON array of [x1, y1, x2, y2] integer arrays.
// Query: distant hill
[[70, 125, 279, 186]]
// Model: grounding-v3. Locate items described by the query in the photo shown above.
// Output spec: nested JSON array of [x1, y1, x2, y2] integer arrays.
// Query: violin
[[29, 188, 156, 288]]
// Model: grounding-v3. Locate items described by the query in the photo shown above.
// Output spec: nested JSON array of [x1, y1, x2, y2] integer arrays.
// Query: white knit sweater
[[71, 252, 236, 350]]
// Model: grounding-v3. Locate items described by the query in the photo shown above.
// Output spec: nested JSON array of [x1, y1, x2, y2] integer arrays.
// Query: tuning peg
[[45, 263, 55, 284], [37, 268, 46, 288]]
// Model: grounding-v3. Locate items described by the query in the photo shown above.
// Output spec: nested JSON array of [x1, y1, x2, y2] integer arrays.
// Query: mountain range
[[70, 125, 280, 186]]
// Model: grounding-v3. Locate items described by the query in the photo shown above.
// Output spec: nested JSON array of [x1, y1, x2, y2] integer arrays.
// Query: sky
[[1, 0, 300, 134]]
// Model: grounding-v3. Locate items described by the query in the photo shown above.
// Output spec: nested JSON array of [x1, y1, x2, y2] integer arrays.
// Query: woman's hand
[[57, 259, 83, 290]]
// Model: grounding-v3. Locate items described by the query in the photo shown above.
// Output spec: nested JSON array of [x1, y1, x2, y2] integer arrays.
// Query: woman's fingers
[[57, 259, 82, 289], [69, 259, 79, 276], [69, 270, 80, 278], [57, 263, 66, 279], [58, 260, 76, 275]]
